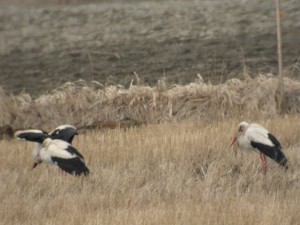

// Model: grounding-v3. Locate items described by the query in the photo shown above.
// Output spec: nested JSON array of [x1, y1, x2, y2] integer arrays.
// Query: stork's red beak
[[230, 137, 237, 147]]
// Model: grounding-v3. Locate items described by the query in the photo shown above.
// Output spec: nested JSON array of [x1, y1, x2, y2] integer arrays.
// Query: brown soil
[[0, 0, 299, 97]]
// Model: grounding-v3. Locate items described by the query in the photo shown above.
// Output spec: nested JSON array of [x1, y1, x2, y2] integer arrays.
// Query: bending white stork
[[231, 121, 288, 175], [15, 125, 78, 169], [40, 138, 90, 176], [15, 129, 89, 176]]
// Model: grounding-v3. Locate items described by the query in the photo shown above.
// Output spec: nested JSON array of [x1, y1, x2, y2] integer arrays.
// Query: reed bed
[[1, 74, 300, 132], [1, 117, 300, 224]]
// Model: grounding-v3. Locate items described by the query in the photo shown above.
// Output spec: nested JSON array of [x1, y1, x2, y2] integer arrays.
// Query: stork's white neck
[[237, 135, 252, 150]]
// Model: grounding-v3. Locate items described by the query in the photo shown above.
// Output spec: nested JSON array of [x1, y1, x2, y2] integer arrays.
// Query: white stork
[[231, 121, 288, 174], [15, 125, 78, 169], [15, 128, 89, 176]]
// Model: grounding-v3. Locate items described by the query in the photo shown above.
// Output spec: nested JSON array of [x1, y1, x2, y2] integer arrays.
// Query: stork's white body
[[40, 139, 81, 165], [236, 123, 274, 152], [39, 138, 89, 176]]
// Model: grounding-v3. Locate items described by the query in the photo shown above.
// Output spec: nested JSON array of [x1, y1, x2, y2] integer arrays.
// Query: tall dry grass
[[1, 117, 300, 224], [1, 74, 300, 132]]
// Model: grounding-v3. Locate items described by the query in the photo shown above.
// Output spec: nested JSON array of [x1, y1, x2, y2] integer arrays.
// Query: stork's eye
[[238, 126, 244, 132]]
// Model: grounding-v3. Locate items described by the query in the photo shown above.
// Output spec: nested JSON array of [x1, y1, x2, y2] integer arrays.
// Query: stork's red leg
[[260, 153, 267, 175]]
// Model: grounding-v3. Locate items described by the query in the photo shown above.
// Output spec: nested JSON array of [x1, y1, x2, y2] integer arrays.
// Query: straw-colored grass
[[1, 74, 300, 132], [2, 75, 300, 224], [1, 116, 300, 224]]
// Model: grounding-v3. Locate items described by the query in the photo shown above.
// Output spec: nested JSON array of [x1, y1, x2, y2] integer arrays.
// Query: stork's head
[[230, 121, 250, 147], [237, 121, 249, 133]]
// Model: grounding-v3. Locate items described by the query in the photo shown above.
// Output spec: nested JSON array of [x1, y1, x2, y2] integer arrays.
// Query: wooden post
[[275, 0, 284, 114]]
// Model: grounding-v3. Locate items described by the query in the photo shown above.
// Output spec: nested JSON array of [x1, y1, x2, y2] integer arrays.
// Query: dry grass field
[[1, 0, 300, 224], [1, 75, 300, 224], [2, 116, 300, 224]]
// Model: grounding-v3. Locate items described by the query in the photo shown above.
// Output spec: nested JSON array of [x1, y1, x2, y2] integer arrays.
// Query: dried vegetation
[[2, 75, 300, 224], [2, 117, 300, 224], [1, 74, 300, 134]]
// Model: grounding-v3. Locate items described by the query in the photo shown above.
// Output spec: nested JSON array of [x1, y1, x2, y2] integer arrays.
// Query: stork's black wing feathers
[[15, 131, 49, 143], [49, 126, 78, 144], [268, 133, 282, 148], [64, 145, 85, 160], [250, 141, 288, 169], [51, 157, 90, 176]]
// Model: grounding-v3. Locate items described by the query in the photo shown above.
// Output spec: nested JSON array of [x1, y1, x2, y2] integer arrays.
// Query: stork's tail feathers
[[275, 150, 289, 170], [52, 157, 90, 176], [250, 141, 289, 170]]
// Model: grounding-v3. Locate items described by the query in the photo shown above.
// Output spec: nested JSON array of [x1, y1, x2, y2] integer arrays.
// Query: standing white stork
[[15, 125, 78, 169], [231, 121, 288, 175], [15, 129, 90, 176]]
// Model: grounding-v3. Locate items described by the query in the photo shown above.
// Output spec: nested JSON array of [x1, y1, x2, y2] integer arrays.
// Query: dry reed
[[1, 74, 300, 132]]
